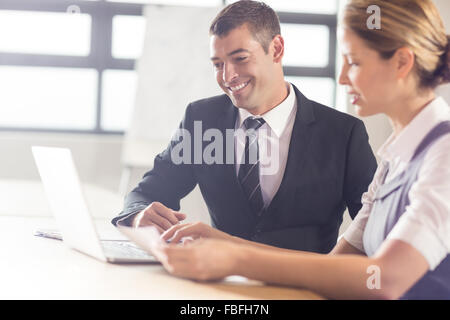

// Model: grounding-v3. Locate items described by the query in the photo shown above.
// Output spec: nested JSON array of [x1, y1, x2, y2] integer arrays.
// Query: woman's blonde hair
[[341, 0, 450, 89]]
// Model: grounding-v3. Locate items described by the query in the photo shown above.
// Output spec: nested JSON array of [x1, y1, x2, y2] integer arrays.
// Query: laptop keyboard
[[101, 241, 155, 259]]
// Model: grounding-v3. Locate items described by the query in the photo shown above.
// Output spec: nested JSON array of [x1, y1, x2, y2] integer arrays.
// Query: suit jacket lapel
[[216, 99, 238, 168], [266, 85, 316, 214]]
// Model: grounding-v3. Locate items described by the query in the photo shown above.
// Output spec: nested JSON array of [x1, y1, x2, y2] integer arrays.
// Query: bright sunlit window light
[[101, 69, 138, 131], [0, 66, 98, 130], [112, 15, 147, 59], [282, 24, 330, 68], [107, 0, 222, 6], [226, 0, 338, 14], [286, 76, 335, 107], [0, 10, 91, 56]]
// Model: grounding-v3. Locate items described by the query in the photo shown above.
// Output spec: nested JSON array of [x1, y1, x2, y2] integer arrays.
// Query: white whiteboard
[[122, 5, 223, 167]]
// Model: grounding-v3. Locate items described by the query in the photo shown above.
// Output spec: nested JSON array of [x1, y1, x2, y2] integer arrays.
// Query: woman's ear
[[395, 47, 415, 79], [271, 35, 284, 63]]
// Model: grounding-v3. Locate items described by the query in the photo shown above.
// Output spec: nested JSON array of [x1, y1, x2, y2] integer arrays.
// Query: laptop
[[32, 146, 159, 264]]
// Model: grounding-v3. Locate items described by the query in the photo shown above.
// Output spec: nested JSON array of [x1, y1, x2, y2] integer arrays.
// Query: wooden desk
[[0, 216, 323, 300]]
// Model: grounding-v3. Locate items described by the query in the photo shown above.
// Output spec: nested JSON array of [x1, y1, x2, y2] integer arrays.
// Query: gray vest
[[363, 121, 450, 299]]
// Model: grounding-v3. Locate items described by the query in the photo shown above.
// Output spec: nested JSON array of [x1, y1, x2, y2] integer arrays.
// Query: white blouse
[[343, 96, 450, 271]]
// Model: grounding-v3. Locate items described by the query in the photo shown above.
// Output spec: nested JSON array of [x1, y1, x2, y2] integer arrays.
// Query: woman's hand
[[153, 238, 243, 281], [161, 222, 234, 244]]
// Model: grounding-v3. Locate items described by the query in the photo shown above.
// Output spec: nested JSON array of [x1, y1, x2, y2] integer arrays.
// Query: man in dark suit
[[112, 0, 377, 253]]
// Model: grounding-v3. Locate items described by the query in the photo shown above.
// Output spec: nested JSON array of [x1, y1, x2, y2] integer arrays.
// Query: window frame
[[278, 11, 337, 108], [0, 0, 336, 134]]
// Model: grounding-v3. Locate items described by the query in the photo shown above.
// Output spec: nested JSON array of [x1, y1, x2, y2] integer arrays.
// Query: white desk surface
[[0, 179, 323, 299], [0, 179, 122, 219], [0, 216, 323, 300]]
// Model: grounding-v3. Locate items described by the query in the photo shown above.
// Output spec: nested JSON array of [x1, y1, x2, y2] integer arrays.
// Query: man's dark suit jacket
[[112, 85, 377, 253]]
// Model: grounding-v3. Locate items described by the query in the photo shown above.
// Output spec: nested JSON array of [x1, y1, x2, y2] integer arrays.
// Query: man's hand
[[161, 221, 233, 244], [132, 202, 186, 233]]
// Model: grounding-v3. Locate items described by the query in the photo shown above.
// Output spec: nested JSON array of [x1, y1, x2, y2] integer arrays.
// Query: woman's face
[[338, 28, 398, 117]]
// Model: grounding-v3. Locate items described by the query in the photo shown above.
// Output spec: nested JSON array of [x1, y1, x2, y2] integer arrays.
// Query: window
[[0, 0, 337, 134], [101, 69, 137, 131], [281, 23, 330, 67], [0, 0, 143, 134], [280, 17, 336, 106], [0, 65, 98, 129], [286, 76, 335, 107], [252, 0, 338, 14], [108, 0, 222, 6], [112, 15, 146, 59], [0, 10, 91, 56]]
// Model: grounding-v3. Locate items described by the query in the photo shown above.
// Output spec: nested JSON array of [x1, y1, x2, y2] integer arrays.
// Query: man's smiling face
[[210, 23, 278, 113]]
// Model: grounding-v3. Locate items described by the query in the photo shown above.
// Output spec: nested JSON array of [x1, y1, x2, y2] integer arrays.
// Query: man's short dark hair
[[209, 0, 281, 53]]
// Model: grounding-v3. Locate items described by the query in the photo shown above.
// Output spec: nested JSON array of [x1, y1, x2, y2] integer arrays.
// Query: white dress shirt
[[343, 96, 450, 270], [235, 82, 297, 208]]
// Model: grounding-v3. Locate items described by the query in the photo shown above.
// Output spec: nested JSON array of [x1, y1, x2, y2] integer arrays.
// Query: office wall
[[434, 0, 450, 103], [435, 0, 450, 33], [0, 131, 123, 191]]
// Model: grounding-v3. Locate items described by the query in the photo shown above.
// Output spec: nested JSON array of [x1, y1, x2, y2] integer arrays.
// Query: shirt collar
[[378, 96, 450, 163], [237, 82, 297, 137]]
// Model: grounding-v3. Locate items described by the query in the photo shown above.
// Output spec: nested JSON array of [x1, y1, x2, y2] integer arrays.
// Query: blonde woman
[[153, 0, 450, 299]]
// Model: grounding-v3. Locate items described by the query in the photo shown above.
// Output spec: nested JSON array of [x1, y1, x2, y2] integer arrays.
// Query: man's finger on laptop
[[133, 210, 166, 231], [138, 216, 165, 234], [156, 206, 184, 225], [174, 212, 187, 222], [147, 211, 175, 230]]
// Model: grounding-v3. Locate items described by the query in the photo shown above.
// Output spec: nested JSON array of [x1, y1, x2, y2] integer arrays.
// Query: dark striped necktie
[[238, 116, 266, 216]]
